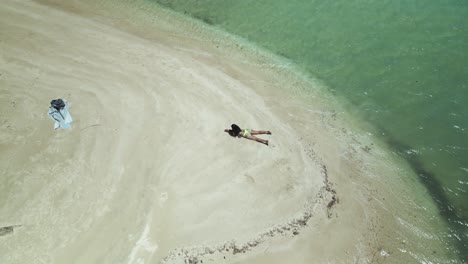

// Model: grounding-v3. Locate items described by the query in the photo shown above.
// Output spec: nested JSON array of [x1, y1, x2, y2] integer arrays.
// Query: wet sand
[[0, 0, 450, 263]]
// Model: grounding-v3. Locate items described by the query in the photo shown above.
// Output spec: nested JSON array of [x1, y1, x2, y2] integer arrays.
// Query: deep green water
[[153, 0, 468, 261]]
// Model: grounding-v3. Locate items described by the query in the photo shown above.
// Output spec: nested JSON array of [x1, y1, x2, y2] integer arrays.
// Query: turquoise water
[[153, 0, 468, 261]]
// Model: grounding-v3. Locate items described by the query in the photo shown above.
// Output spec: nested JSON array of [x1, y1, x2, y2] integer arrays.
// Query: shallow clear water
[[152, 0, 468, 261]]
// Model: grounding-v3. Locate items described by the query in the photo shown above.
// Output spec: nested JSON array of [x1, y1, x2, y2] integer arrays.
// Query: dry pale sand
[[0, 0, 451, 263]]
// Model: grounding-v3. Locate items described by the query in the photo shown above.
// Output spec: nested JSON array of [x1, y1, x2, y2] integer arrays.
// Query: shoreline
[[0, 0, 457, 263]]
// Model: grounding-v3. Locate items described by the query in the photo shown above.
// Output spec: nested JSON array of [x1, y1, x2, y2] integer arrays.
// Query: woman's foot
[[265, 140, 269, 146], [266, 131, 272, 135]]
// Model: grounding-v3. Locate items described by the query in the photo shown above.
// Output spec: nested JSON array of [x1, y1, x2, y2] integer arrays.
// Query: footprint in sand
[[159, 192, 168, 206]]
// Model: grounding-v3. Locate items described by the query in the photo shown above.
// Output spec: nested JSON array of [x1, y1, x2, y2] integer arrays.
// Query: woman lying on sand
[[224, 124, 271, 146]]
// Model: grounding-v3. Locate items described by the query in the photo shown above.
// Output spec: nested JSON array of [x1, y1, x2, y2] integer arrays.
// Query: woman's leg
[[250, 129, 271, 135], [245, 134, 268, 145]]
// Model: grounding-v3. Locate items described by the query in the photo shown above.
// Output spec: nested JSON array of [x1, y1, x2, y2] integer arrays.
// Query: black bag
[[50, 99, 65, 110]]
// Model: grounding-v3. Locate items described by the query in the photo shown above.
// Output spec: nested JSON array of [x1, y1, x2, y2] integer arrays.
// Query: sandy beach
[[0, 0, 451, 263]]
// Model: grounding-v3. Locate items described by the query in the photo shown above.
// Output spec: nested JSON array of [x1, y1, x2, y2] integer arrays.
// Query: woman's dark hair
[[230, 124, 241, 137]]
